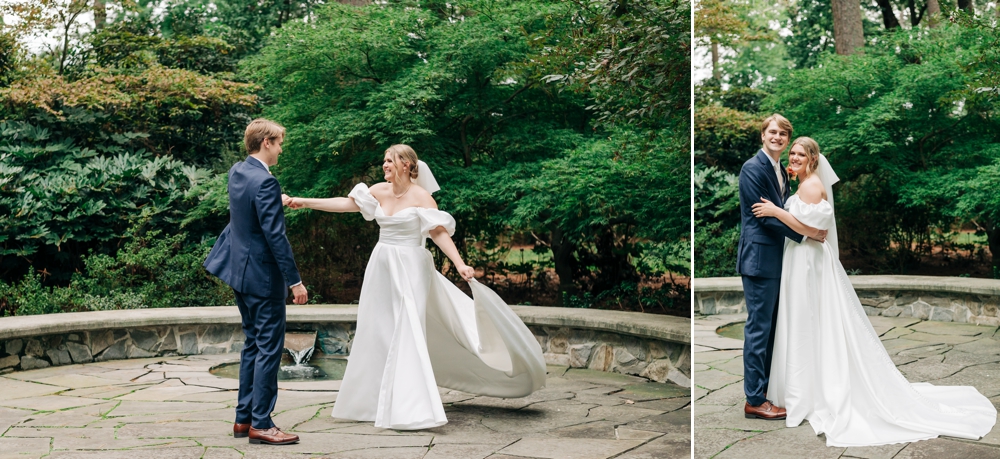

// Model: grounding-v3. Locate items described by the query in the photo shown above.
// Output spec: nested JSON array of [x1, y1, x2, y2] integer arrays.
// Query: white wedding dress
[[769, 193, 997, 447], [330, 183, 547, 430]]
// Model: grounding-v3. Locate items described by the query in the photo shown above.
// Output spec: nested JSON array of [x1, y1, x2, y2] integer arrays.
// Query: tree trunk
[[873, 0, 901, 29], [989, 222, 1000, 276], [926, 0, 941, 28], [958, 0, 974, 13], [832, 0, 865, 55], [549, 228, 577, 304], [711, 40, 720, 82], [59, 22, 70, 74], [907, 0, 927, 26], [94, 0, 106, 30]]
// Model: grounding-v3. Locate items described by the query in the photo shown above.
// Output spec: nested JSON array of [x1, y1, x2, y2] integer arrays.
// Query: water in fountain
[[287, 346, 314, 366], [280, 331, 321, 379], [211, 330, 349, 381]]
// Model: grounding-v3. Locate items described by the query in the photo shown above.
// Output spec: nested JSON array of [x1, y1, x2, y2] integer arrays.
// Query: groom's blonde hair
[[791, 137, 821, 178], [760, 113, 793, 138], [244, 119, 286, 154]]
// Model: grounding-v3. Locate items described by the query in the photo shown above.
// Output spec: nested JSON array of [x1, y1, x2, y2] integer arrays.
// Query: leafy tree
[[1, 64, 257, 167], [695, 0, 783, 88], [554, 0, 690, 130], [764, 24, 1000, 270], [0, 20, 256, 287], [239, 0, 688, 308], [0, 0, 92, 74], [0, 32, 22, 87], [129, 0, 332, 60]]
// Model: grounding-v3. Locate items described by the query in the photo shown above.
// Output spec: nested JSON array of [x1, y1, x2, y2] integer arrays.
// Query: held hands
[[751, 198, 780, 218], [809, 229, 828, 243], [281, 194, 305, 209], [291, 284, 308, 304]]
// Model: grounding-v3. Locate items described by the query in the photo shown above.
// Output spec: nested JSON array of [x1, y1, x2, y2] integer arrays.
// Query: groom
[[736, 114, 825, 420], [204, 118, 308, 445]]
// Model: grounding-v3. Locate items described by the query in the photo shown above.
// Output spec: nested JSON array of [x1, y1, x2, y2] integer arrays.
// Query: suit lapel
[[756, 150, 783, 203], [780, 160, 790, 204]]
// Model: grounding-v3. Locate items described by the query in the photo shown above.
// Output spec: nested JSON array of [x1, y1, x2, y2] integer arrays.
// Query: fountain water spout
[[284, 331, 317, 366]]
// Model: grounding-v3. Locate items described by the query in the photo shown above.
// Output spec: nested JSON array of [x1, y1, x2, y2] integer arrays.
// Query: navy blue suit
[[737, 150, 804, 406], [204, 156, 301, 429]]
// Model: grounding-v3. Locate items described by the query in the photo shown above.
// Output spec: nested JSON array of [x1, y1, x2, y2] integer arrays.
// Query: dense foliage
[[1, 0, 690, 315], [695, 3, 1000, 277]]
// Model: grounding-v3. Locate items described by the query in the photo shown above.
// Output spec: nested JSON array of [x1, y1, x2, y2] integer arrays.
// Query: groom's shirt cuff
[[290, 281, 302, 288]]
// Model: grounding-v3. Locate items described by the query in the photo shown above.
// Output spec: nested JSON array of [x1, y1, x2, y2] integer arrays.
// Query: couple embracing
[[737, 114, 997, 446], [204, 119, 546, 445]]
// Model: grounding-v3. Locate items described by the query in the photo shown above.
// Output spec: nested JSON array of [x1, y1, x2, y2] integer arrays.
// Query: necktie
[[775, 162, 784, 193]]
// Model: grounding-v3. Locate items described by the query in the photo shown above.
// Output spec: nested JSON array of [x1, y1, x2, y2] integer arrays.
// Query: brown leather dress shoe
[[744, 401, 787, 420], [233, 423, 251, 438], [248, 426, 300, 445]]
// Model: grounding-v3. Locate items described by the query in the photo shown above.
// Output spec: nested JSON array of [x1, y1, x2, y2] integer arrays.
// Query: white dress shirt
[[764, 151, 784, 193]]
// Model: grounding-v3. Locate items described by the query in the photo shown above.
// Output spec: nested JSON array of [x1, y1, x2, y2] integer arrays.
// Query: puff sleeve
[[415, 208, 456, 239], [348, 183, 379, 221], [787, 199, 835, 230]]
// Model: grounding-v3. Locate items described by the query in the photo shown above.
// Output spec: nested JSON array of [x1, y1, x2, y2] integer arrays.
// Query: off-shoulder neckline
[[789, 194, 829, 206], [376, 204, 435, 218], [354, 183, 443, 217]]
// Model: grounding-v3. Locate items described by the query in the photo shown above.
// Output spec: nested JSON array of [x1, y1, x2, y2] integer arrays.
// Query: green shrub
[[694, 221, 740, 278], [0, 223, 233, 316]]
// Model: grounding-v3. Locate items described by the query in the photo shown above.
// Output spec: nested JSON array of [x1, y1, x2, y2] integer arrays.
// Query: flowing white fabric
[[769, 194, 997, 447], [414, 160, 440, 194], [814, 154, 840, 257], [331, 183, 546, 430]]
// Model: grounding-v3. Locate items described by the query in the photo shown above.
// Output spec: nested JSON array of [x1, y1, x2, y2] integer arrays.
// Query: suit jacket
[[204, 157, 301, 299], [736, 150, 805, 278]]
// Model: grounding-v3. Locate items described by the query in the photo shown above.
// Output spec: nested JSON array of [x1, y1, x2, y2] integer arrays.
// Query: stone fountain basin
[[0, 305, 691, 387]]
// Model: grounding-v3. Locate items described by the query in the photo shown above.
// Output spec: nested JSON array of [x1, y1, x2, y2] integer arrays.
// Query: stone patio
[[0, 353, 690, 459], [693, 313, 1000, 458]]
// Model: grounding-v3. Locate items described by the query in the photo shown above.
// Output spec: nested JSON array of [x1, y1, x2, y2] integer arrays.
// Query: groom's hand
[[291, 284, 308, 304], [282, 194, 293, 206], [809, 229, 828, 243]]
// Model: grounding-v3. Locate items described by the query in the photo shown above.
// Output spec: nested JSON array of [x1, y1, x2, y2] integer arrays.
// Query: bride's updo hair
[[791, 137, 821, 178], [385, 144, 419, 181]]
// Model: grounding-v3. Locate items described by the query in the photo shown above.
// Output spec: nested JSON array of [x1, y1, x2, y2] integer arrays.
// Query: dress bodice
[[348, 183, 456, 247], [785, 194, 835, 231]]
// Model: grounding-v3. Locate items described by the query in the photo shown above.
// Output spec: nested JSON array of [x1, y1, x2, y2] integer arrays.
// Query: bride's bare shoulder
[[797, 177, 825, 204], [411, 186, 438, 209]]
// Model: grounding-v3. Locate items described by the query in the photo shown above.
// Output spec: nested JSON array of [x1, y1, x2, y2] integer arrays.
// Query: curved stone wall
[[0, 305, 691, 387], [695, 275, 1000, 326]]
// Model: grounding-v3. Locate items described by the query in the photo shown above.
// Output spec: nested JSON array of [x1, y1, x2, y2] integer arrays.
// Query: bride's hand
[[456, 264, 475, 281], [286, 197, 305, 209], [751, 198, 780, 218]]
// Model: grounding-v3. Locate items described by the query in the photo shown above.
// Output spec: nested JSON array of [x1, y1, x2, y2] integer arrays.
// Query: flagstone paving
[[0, 354, 689, 459], [694, 313, 1000, 459]]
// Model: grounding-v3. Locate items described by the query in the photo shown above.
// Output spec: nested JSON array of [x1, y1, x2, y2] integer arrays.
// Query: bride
[[284, 144, 546, 430], [751, 137, 997, 447]]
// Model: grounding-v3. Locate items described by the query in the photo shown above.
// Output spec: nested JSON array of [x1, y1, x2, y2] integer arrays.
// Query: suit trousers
[[742, 275, 781, 407], [234, 290, 286, 429]]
